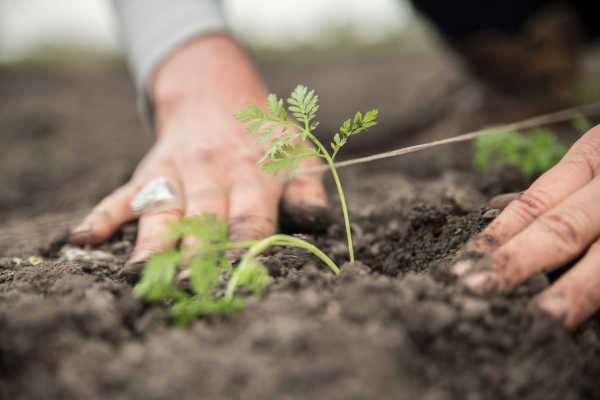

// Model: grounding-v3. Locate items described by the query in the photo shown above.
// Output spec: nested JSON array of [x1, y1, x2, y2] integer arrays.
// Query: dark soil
[[1, 49, 600, 400]]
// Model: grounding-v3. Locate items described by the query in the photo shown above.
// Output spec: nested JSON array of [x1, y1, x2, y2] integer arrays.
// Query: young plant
[[234, 84, 378, 262], [474, 127, 567, 178], [134, 85, 374, 325], [134, 213, 338, 326]]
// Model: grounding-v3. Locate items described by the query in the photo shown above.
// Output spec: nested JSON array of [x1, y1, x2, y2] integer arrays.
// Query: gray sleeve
[[111, 0, 229, 127]]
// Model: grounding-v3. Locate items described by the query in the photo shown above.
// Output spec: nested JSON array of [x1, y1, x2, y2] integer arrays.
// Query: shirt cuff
[[111, 0, 229, 130]]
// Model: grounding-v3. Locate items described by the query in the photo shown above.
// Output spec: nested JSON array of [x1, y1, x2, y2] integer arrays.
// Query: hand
[[453, 125, 600, 328], [71, 35, 327, 278]]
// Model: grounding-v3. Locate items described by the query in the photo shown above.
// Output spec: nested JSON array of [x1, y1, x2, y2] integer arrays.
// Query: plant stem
[[303, 130, 354, 263], [271, 118, 355, 263], [225, 234, 339, 299], [326, 161, 354, 262]]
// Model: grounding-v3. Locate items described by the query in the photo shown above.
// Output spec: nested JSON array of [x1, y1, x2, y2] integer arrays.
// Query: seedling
[[234, 84, 378, 262], [134, 214, 338, 326], [474, 127, 567, 178], [134, 85, 376, 325]]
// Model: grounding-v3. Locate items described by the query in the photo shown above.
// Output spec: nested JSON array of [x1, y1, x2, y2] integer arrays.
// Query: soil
[[1, 48, 600, 400]]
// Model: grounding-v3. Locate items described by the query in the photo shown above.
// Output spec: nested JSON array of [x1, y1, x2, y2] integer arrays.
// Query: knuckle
[[511, 189, 550, 221], [144, 207, 183, 219], [134, 243, 167, 256], [228, 216, 276, 240], [537, 211, 586, 254], [588, 239, 600, 254]]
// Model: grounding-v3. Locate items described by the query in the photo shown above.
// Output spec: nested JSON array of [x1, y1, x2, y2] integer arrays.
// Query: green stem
[[302, 130, 354, 263], [218, 241, 259, 250], [225, 234, 339, 299], [327, 161, 354, 262], [269, 118, 355, 263]]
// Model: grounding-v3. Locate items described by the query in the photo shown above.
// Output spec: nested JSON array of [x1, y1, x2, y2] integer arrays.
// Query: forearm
[[111, 0, 231, 126], [151, 35, 268, 134]]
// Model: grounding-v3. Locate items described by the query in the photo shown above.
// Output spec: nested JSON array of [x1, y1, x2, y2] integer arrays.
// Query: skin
[[453, 125, 600, 329], [71, 34, 326, 278]]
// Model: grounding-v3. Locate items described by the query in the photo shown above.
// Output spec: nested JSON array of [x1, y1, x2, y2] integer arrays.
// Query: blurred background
[[1, 0, 599, 252], [0, 0, 422, 61]]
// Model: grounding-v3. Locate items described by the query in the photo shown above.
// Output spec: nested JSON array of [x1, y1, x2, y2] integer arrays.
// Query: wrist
[[151, 34, 268, 134]]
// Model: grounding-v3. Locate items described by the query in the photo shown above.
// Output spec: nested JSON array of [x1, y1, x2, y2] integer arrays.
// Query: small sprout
[[134, 214, 338, 326], [28, 256, 43, 265], [235, 84, 379, 262], [12, 257, 23, 265], [474, 128, 567, 178], [136, 85, 375, 326]]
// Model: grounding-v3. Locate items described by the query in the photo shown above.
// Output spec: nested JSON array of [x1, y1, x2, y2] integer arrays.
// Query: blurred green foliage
[[571, 113, 593, 134], [474, 128, 567, 178]]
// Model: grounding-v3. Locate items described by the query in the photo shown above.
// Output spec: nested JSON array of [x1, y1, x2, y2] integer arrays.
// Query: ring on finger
[[130, 177, 181, 216]]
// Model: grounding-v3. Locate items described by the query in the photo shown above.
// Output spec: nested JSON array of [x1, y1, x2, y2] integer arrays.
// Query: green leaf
[[572, 113, 593, 134], [294, 143, 309, 153], [353, 111, 362, 127], [169, 297, 244, 326], [233, 109, 254, 123], [340, 119, 351, 136], [28, 256, 43, 265], [288, 157, 302, 176], [286, 84, 320, 126], [267, 93, 279, 116], [230, 258, 270, 298], [474, 128, 567, 177], [246, 102, 265, 118], [245, 119, 265, 134], [189, 255, 220, 297], [262, 158, 291, 175], [256, 123, 280, 144], [364, 109, 379, 123], [133, 249, 182, 301]]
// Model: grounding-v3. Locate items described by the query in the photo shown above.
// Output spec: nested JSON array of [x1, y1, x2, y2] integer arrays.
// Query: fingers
[[488, 192, 521, 210], [227, 179, 281, 241], [463, 174, 600, 293], [123, 175, 185, 278], [122, 207, 183, 278], [466, 127, 600, 254], [71, 185, 137, 245], [181, 180, 228, 250], [282, 170, 327, 209], [534, 240, 600, 329]]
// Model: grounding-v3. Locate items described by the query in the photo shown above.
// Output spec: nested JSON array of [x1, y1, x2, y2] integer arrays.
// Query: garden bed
[[1, 60, 599, 400]]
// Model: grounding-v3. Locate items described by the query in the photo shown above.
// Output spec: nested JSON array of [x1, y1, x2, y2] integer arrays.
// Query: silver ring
[[130, 177, 180, 216]]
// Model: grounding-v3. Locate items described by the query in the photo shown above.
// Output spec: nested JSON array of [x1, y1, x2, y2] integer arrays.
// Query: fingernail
[[127, 249, 152, 265], [535, 295, 569, 324], [489, 192, 521, 210], [451, 259, 475, 276], [69, 222, 93, 243], [176, 268, 191, 282], [463, 271, 499, 295], [121, 260, 146, 282]]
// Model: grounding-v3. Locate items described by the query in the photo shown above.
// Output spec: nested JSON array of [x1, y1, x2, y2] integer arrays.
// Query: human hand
[[453, 125, 600, 328], [70, 35, 327, 278]]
